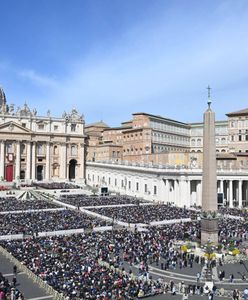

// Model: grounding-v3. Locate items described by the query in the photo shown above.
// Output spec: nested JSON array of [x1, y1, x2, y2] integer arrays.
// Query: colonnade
[[163, 178, 248, 208], [0, 140, 85, 181]]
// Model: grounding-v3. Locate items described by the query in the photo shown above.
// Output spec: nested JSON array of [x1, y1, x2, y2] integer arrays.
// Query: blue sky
[[1, 0, 248, 126]]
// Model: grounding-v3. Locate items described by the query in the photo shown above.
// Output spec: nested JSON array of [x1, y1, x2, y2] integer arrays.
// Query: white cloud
[[18, 69, 58, 88]]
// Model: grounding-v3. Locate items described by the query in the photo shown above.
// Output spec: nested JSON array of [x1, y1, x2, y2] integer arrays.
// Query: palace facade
[[85, 107, 248, 208], [0, 87, 86, 182]]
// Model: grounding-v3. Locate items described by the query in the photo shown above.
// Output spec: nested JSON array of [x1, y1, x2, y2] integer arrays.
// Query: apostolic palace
[[1, 85, 248, 208]]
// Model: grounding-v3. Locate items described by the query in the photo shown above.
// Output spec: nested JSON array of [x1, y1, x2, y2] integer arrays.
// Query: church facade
[[0, 87, 86, 182]]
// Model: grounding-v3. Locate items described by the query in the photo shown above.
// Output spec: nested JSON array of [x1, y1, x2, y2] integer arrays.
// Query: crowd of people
[[59, 194, 145, 207], [0, 209, 110, 235], [3, 220, 245, 298], [0, 193, 248, 299], [33, 182, 81, 190], [1, 231, 170, 299], [219, 207, 248, 218], [89, 204, 198, 224], [218, 217, 248, 249], [0, 198, 60, 212], [0, 272, 24, 300]]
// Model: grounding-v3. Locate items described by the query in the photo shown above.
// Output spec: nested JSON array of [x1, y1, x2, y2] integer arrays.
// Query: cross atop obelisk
[[207, 85, 211, 109]]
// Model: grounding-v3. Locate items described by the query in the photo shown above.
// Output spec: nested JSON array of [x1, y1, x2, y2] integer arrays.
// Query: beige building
[[85, 121, 109, 162], [0, 87, 86, 182], [226, 108, 248, 153], [190, 121, 228, 153], [86, 112, 191, 163], [85, 108, 248, 167]]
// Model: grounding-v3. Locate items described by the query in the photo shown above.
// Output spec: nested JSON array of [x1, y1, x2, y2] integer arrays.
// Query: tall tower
[[201, 86, 218, 245]]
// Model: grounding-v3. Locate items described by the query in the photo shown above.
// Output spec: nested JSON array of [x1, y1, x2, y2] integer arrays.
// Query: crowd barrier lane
[[80, 208, 113, 221], [93, 226, 112, 232], [0, 208, 65, 215], [52, 199, 76, 209], [0, 228, 87, 241], [149, 218, 191, 226], [0, 234, 23, 240], [0, 245, 67, 300], [223, 214, 244, 220], [82, 203, 136, 209]]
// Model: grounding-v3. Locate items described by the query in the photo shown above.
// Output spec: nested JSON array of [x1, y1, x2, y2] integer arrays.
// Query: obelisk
[[201, 86, 218, 245]]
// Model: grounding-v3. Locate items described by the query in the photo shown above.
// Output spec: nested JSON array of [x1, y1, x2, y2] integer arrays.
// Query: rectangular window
[[115, 179, 117, 186], [136, 182, 139, 191], [6, 143, 12, 154], [154, 185, 157, 195], [37, 144, 43, 155], [54, 125, 58, 131], [239, 135, 242, 141], [38, 124, 44, 130], [22, 123, 26, 128], [108, 177, 111, 185], [144, 184, 147, 193], [71, 124, 76, 132], [128, 181, 131, 189]]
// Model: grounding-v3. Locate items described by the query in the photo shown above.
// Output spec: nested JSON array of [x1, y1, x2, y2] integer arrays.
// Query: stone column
[[165, 179, 170, 203], [79, 142, 85, 181], [26, 142, 31, 180], [59, 143, 67, 179], [15, 141, 21, 179], [196, 180, 202, 207], [159, 178, 166, 203], [238, 180, 242, 208], [229, 180, 233, 208], [45, 142, 51, 180], [173, 180, 177, 205], [180, 178, 189, 207], [245, 181, 248, 207], [220, 180, 224, 194], [31, 142, 36, 180], [0, 141, 5, 179]]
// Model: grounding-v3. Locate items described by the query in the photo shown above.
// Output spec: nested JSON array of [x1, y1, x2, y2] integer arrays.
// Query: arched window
[[191, 139, 195, 146], [197, 139, 201, 146], [54, 145, 59, 155]]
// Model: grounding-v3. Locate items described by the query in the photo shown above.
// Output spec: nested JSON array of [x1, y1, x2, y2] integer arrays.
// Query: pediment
[[0, 121, 32, 134]]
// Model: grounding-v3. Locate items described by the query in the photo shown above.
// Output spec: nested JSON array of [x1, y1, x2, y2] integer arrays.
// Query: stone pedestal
[[201, 218, 218, 245]]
